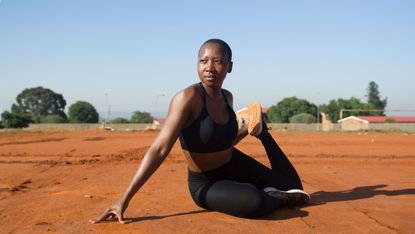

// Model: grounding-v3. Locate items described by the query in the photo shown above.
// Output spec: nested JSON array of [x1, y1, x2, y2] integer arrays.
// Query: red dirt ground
[[0, 130, 414, 233]]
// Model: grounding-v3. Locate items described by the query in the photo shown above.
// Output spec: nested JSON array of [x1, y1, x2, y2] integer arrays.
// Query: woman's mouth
[[205, 74, 216, 80]]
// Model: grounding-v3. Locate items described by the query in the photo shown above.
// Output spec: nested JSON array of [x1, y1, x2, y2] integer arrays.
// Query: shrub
[[384, 118, 396, 123], [130, 111, 153, 123], [289, 113, 317, 124], [41, 114, 67, 123], [110, 117, 130, 123], [1, 111, 32, 128]]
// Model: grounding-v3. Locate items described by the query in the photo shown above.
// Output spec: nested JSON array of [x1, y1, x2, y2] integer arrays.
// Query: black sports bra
[[179, 83, 238, 153]]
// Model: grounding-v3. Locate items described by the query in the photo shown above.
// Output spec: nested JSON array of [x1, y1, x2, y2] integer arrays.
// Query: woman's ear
[[228, 61, 233, 73]]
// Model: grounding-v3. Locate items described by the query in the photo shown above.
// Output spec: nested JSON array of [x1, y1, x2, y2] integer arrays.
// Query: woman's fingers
[[89, 210, 116, 224], [89, 202, 131, 224]]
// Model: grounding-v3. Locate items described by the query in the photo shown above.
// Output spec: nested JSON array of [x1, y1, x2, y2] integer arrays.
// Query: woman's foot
[[263, 187, 311, 207], [247, 102, 263, 136], [236, 102, 270, 137]]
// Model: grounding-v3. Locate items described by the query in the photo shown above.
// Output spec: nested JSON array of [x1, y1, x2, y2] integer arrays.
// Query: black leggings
[[188, 132, 303, 218]]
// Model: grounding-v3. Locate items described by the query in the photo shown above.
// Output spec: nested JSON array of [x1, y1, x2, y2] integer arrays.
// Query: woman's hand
[[89, 202, 129, 224]]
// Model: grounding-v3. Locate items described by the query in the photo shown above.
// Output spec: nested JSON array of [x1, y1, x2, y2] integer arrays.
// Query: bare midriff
[[182, 147, 233, 172]]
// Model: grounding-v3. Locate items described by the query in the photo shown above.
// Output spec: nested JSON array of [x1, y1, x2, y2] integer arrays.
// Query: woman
[[90, 39, 309, 223]]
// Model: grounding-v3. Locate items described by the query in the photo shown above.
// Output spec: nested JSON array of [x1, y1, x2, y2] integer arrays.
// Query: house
[[338, 116, 369, 131], [151, 118, 166, 130], [153, 118, 166, 125]]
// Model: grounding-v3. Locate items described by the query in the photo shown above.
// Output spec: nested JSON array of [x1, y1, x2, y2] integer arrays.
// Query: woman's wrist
[[117, 197, 129, 211]]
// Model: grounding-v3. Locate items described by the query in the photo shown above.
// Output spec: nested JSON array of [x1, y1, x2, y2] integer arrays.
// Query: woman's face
[[197, 43, 232, 87]]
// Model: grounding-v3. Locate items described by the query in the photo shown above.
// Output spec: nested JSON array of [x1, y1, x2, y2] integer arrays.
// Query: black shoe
[[284, 189, 311, 206]]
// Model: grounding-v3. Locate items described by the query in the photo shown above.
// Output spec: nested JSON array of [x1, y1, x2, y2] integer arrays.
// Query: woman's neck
[[201, 83, 222, 100]]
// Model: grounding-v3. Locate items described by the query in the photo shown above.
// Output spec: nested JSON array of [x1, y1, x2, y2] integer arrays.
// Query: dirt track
[[0, 130, 414, 233]]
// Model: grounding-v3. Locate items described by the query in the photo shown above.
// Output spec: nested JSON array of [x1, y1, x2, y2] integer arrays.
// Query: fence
[[368, 123, 415, 133], [27, 123, 153, 131], [24, 123, 415, 133]]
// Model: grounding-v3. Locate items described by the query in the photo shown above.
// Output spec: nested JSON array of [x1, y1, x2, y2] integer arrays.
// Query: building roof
[[338, 116, 369, 123], [357, 116, 415, 123], [153, 118, 166, 125]]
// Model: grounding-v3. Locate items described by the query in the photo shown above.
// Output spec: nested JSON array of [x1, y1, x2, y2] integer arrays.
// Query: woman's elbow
[[149, 143, 171, 160]]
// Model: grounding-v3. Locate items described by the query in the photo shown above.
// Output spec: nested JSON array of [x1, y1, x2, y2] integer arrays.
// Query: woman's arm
[[90, 91, 191, 224], [222, 89, 249, 146], [233, 123, 248, 146]]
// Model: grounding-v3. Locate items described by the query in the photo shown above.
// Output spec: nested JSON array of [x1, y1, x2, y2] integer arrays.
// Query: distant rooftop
[[357, 116, 415, 123]]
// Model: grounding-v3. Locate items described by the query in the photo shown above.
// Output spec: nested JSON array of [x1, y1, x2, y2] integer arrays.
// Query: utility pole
[[154, 94, 165, 118], [105, 93, 111, 123]]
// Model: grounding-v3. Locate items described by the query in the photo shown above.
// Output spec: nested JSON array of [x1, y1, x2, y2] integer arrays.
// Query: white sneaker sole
[[264, 187, 311, 206], [286, 189, 311, 205]]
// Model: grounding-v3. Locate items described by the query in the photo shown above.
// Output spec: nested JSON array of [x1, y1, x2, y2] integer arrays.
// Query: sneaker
[[264, 187, 310, 207], [284, 189, 311, 206], [247, 102, 262, 136]]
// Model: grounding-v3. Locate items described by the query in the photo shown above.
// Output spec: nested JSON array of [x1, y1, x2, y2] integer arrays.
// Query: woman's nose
[[205, 61, 214, 70]]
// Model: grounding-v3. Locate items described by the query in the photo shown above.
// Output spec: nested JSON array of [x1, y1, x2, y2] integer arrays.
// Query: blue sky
[[1, 0, 414, 118]]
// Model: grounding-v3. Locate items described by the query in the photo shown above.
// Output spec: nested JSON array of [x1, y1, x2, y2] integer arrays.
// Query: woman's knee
[[222, 186, 270, 218], [203, 180, 279, 218], [237, 191, 268, 218]]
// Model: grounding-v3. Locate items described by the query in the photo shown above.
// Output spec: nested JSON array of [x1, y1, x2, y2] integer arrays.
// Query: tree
[[130, 111, 153, 123], [68, 101, 99, 123], [11, 87, 67, 123], [267, 97, 317, 123], [1, 111, 32, 128], [289, 113, 317, 124], [366, 81, 387, 115], [320, 97, 375, 123]]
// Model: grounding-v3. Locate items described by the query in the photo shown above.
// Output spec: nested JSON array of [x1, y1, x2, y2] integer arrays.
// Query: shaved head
[[199, 39, 232, 62]]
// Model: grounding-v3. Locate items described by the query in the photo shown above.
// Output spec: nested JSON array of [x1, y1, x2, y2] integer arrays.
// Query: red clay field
[[0, 129, 414, 233]]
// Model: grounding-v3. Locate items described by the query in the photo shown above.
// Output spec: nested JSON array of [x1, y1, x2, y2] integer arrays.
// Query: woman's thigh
[[203, 179, 281, 218]]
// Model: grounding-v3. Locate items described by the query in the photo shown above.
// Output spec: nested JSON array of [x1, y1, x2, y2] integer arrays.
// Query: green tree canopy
[[320, 97, 375, 122], [366, 81, 387, 115], [130, 111, 153, 123], [11, 87, 67, 123], [267, 97, 317, 123], [68, 101, 99, 123]]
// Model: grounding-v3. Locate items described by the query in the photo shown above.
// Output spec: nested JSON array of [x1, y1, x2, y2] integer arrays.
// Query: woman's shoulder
[[182, 83, 202, 96], [172, 83, 202, 106], [221, 88, 233, 105], [221, 88, 233, 97]]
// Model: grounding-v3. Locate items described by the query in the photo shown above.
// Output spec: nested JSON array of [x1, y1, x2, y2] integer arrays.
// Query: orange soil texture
[[0, 130, 414, 234]]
